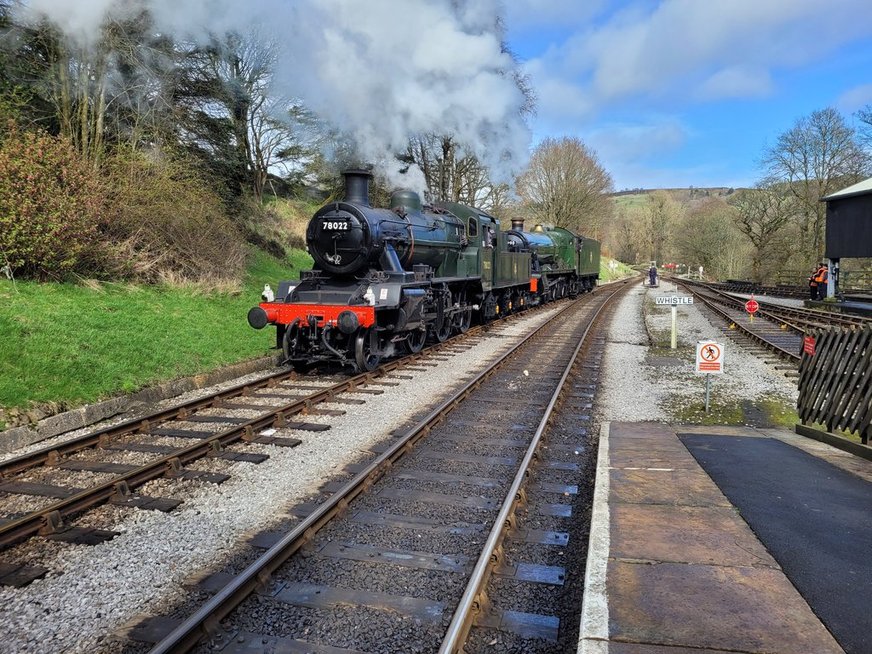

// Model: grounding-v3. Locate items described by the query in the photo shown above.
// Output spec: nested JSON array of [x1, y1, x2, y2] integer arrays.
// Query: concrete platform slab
[[610, 504, 777, 567], [606, 645, 738, 654], [608, 559, 841, 653], [608, 468, 728, 506]]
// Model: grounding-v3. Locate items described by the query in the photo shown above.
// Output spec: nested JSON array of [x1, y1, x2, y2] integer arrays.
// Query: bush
[[101, 149, 247, 285], [239, 198, 309, 262], [0, 122, 104, 279]]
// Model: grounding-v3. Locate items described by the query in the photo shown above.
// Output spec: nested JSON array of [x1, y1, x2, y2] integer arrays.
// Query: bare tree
[[673, 197, 748, 280], [762, 107, 868, 263], [641, 190, 680, 265], [174, 31, 316, 202], [857, 104, 872, 152], [608, 206, 645, 264], [729, 184, 796, 282], [515, 136, 613, 237], [4, 8, 176, 166]]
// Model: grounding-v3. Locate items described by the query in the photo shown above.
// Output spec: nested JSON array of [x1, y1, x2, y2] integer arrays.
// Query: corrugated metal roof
[[822, 176, 872, 201]]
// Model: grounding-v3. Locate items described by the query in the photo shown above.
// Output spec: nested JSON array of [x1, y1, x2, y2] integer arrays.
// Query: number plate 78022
[[322, 220, 350, 231]]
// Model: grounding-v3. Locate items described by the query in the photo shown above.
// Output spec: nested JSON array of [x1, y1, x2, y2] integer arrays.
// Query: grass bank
[[0, 248, 312, 418]]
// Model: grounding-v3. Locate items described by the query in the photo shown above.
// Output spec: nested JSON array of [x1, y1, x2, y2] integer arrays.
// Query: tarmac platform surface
[[578, 421, 872, 654]]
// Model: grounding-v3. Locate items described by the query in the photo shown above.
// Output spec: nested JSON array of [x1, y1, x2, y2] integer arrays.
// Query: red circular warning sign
[[700, 343, 721, 361], [745, 299, 759, 314]]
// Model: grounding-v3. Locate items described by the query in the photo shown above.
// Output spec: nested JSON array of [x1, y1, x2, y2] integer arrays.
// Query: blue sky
[[502, 0, 872, 190]]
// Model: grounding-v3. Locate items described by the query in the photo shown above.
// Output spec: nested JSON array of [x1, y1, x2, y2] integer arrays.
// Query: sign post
[[696, 341, 724, 413], [655, 296, 694, 349], [745, 296, 759, 322]]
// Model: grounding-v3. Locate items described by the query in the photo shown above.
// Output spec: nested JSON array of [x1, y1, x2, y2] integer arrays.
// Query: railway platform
[[579, 421, 872, 654], [809, 297, 872, 317]]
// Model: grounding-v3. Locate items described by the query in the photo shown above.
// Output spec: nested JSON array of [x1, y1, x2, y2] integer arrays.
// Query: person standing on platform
[[813, 262, 828, 300], [648, 265, 657, 287], [808, 267, 819, 300]]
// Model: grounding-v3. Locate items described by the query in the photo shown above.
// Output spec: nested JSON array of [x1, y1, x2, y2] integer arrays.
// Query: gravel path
[[596, 279, 798, 424], [0, 306, 562, 654]]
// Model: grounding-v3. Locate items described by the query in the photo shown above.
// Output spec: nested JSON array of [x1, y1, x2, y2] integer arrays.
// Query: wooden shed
[[821, 176, 872, 297], [823, 177, 872, 259]]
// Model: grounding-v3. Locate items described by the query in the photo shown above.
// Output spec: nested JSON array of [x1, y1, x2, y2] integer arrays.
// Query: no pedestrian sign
[[696, 341, 724, 374]]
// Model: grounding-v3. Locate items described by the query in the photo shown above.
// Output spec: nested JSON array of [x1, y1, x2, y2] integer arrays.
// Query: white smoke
[[18, 0, 531, 190]]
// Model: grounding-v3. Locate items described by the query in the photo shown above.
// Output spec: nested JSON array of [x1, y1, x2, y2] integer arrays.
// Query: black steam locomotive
[[248, 170, 601, 372]]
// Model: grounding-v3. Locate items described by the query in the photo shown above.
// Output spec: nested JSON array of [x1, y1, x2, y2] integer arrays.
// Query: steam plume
[[19, 0, 531, 189]]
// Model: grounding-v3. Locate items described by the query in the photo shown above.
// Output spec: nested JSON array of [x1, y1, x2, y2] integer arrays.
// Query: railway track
[[0, 301, 571, 586], [675, 281, 804, 368], [672, 280, 871, 372], [708, 279, 872, 303], [125, 281, 627, 654]]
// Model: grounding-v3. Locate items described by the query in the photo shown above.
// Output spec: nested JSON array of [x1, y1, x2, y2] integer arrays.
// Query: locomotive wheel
[[433, 316, 451, 342], [404, 328, 427, 353], [354, 328, 381, 372], [432, 291, 452, 342], [455, 307, 472, 333]]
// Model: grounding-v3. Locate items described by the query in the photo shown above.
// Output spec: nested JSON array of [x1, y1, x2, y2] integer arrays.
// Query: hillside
[[612, 187, 739, 207]]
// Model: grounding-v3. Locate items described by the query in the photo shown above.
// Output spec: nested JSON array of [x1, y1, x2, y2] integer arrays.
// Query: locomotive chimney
[[511, 218, 525, 231], [342, 168, 373, 206]]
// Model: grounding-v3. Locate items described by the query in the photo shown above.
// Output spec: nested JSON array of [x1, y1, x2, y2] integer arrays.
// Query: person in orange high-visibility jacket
[[813, 263, 828, 300]]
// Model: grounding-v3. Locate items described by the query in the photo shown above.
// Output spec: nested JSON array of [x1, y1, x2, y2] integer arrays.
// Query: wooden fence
[[798, 326, 872, 444]]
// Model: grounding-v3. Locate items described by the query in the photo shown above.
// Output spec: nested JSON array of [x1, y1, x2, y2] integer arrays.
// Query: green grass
[[600, 257, 635, 282], [757, 396, 800, 429], [666, 397, 746, 425], [613, 193, 649, 209], [665, 392, 797, 428], [0, 248, 312, 413]]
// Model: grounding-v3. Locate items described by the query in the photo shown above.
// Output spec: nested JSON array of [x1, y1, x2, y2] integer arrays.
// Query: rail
[[438, 281, 622, 652]]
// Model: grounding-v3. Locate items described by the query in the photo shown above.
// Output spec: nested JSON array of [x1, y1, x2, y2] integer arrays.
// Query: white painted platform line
[[577, 422, 611, 654]]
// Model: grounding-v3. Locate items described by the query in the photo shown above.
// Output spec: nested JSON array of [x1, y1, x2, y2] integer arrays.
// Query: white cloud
[[525, 0, 872, 106], [502, 0, 607, 32], [513, 0, 872, 187], [587, 120, 688, 164], [696, 66, 774, 101], [837, 83, 872, 113]]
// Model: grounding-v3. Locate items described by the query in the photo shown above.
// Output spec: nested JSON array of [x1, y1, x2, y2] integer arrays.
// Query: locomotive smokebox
[[343, 169, 373, 207], [511, 218, 525, 230]]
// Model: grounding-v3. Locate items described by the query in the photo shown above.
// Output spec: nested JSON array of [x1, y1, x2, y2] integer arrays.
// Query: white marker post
[[696, 341, 724, 413], [655, 296, 694, 349]]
